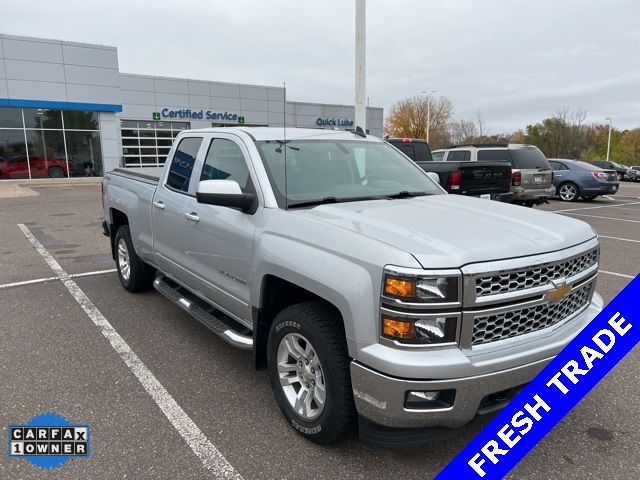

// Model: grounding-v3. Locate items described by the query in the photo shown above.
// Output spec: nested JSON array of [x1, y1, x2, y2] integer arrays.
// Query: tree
[[450, 119, 478, 145], [384, 95, 453, 148], [524, 109, 588, 158], [475, 110, 487, 141]]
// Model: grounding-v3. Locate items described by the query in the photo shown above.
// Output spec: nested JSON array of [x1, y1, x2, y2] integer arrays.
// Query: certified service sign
[[8, 413, 91, 470]]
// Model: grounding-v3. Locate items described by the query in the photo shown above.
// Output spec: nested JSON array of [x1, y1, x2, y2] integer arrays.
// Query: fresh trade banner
[[436, 274, 640, 480]]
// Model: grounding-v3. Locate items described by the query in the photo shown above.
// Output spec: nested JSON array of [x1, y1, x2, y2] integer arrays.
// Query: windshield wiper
[[287, 195, 388, 209], [384, 191, 433, 199]]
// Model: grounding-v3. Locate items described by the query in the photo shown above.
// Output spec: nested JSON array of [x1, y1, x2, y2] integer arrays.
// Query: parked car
[[632, 166, 640, 181], [548, 158, 619, 201], [102, 127, 603, 446], [434, 144, 555, 207], [592, 160, 635, 182], [0, 155, 69, 179], [385, 138, 512, 201]]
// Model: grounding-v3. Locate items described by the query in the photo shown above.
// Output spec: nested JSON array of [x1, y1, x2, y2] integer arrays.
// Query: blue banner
[[436, 275, 640, 480]]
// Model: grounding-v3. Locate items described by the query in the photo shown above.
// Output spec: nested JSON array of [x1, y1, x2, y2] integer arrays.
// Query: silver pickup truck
[[102, 127, 603, 447]]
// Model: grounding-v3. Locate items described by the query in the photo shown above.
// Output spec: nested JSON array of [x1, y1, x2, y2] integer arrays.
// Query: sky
[[1, 0, 639, 134]]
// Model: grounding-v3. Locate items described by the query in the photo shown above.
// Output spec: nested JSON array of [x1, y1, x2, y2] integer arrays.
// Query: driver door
[[179, 135, 262, 325]]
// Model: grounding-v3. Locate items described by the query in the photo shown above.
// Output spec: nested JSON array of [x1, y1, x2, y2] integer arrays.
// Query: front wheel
[[48, 165, 65, 178], [558, 182, 579, 201], [267, 301, 356, 444]]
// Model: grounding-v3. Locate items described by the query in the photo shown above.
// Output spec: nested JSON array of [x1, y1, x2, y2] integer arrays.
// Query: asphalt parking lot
[[0, 182, 638, 479]]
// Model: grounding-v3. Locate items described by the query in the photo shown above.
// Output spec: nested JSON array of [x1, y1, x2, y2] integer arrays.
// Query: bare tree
[[450, 119, 478, 145], [475, 110, 487, 141]]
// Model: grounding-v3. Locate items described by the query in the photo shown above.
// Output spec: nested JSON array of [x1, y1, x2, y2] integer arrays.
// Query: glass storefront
[[121, 120, 188, 167], [0, 107, 103, 180]]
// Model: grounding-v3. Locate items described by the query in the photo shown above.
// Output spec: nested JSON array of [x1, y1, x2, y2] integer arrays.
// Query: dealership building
[[0, 33, 383, 180]]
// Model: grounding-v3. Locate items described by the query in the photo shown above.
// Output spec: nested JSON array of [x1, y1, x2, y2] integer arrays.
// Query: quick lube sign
[[436, 275, 640, 479], [316, 117, 354, 127], [158, 109, 244, 123]]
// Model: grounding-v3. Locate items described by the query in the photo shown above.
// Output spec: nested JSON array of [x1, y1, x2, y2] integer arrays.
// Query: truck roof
[[182, 127, 380, 142]]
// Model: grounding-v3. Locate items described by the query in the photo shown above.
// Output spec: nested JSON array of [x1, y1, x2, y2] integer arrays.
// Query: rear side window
[[548, 161, 568, 170], [396, 144, 415, 160], [510, 148, 550, 169], [477, 150, 512, 163], [447, 150, 471, 162], [166, 137, 202, 192], [432, 151, 445, 161]]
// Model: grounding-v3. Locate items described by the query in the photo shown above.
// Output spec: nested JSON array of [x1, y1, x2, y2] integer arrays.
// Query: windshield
[[256, 139, 443, 208], [510, 147, 550, 169]]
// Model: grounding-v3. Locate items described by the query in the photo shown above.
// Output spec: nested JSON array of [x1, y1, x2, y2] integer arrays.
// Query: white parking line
[[559, 212, 640, 224], [599, 235, 640, 244], [0, 269, 117, 290], [18, 224, 242, 480], [599, 270, 636, 280], [0, 275, 59, 290], [551, 201, 640, 213]]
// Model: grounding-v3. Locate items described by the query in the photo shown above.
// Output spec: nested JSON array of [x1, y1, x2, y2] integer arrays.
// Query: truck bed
[[415, 161, 512, 196], [110, 167, 162, 184]]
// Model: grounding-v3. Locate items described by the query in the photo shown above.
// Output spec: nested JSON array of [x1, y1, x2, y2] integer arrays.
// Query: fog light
[[407, 391, 439, 402], [404, 389, 456, 410]]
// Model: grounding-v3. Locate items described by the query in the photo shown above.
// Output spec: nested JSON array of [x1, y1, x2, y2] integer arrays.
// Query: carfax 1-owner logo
[[7, 412, 91, 470]]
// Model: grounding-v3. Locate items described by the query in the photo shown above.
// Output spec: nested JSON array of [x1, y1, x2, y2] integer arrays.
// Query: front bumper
[[351, 294, 602, 433], [511, 185, 555, 201]]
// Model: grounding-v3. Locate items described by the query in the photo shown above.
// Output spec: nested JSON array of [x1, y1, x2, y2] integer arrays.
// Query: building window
[[0, 107, 103, 180], [121, 120, 189, 167]]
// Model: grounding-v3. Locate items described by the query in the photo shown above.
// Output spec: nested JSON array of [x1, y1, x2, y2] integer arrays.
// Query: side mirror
[[426, 171, 441, 185], [196, 180, 257, 213]]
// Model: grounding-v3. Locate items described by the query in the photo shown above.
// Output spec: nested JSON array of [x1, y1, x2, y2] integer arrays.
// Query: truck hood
[[292, 194, 596, 269]]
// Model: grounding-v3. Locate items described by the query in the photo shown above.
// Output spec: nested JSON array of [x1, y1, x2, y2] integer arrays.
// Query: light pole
[[421, 90, 436, 143], [354, 0, 366, 132], [605, 116, 612, 161]]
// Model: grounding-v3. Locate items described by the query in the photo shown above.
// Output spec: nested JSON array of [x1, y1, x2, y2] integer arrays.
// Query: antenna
[[283, 81, 288, 209]]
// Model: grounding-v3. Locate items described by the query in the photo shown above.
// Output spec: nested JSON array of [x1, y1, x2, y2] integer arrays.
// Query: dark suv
[[592, 160, 635, 182]]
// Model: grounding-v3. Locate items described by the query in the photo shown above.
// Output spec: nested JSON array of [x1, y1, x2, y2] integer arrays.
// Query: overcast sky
[[1, 0, 639, 133]]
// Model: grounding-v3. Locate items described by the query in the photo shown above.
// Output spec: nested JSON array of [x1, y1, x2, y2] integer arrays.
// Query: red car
[[0, 156, 70, 179]]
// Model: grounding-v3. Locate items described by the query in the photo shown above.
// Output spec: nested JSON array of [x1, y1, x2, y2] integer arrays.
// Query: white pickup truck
[[102, 127, 603, 446]]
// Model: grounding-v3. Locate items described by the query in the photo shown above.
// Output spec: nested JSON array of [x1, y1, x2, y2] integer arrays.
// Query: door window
[[477, 150, 512, 163], [446, 150, 471, 162], [201, 139, 253, 193], [166, 137, 202, 192]]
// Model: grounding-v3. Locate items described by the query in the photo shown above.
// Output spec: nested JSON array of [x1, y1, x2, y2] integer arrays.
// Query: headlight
[[384, 274, 460, 304], [382, 315, 457, 344], [381, 266, 462, 345]]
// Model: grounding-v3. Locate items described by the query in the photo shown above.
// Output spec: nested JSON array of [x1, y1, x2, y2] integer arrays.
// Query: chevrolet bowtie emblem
[[548, 281, 571, 302]]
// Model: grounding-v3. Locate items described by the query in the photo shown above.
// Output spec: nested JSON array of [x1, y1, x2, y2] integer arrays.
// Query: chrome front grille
[[472, 282, 594, 345], [475, 248, 598, 297]]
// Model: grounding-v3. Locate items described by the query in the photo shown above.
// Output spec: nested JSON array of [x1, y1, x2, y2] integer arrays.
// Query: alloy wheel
[[559, 184, 577, 201], [276, 333, 326, 420], [117, 238, 131, 281]]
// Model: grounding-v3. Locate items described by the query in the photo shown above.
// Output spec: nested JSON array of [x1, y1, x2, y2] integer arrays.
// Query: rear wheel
[[558, 182, 579, 202], [114, 225, 155, 292], [267, 301, 356, 444], [616, 172, 623, 181]]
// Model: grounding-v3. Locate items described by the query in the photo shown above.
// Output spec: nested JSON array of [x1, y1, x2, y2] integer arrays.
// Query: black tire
[[48, 165, 65, 178], [267, 301, 356, 444], [522, 201, 535, 208], [557, 182, 580, 202], [582, 195, 598, 201], [114, 225, 155, 292], [616, 172, 623, 181]]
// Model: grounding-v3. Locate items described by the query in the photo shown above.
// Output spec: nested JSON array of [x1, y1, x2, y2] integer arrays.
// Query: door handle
[[185, 212, 200, 222], [153, 201, 165, 210]]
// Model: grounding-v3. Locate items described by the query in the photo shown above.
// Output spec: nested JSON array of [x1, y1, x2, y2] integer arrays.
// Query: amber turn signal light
[[384, 276, 416, 298], [382, 317, 414, 339]]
